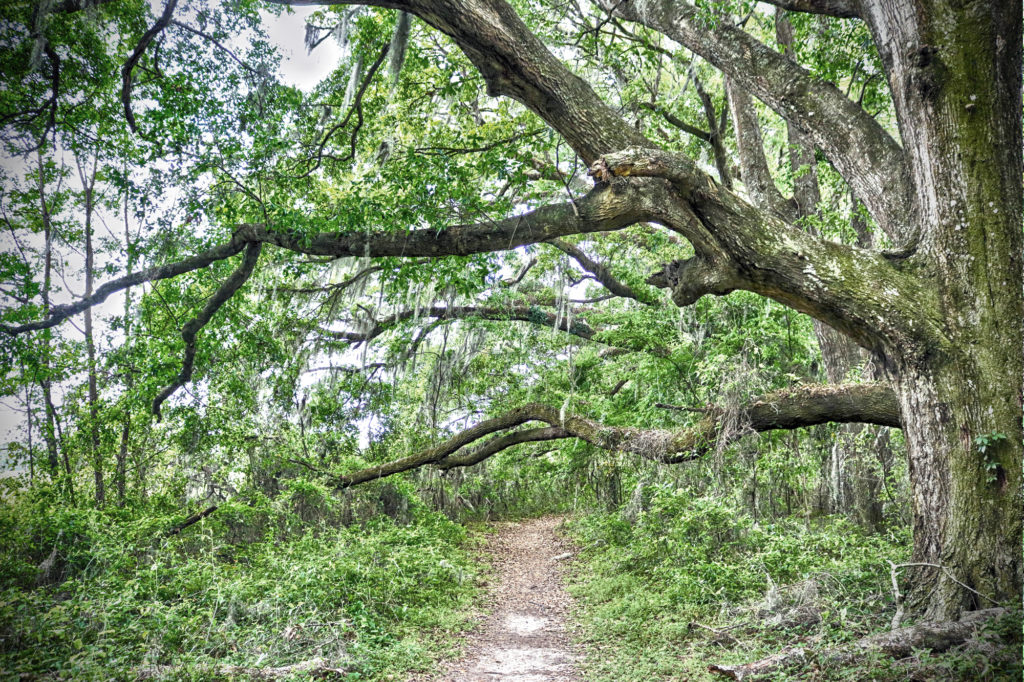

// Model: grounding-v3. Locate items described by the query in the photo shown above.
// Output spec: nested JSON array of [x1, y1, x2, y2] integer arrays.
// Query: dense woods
[[0, 0, 1020, 679]]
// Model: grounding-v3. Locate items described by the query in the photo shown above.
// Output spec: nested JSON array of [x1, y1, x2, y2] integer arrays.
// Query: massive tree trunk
[[859, 0, 1023, 619]]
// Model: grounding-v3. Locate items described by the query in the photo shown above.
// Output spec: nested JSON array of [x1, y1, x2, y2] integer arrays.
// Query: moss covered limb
[[336, 383, 899, 488]]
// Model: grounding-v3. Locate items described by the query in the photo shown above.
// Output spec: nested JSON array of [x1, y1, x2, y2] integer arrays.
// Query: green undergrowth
[[0, 487, 486, 680], [564, 488, 1022, 681]]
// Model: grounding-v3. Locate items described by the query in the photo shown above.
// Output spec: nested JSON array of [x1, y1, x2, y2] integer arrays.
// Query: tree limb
[[756, 0, 860, 19], [152, 242, 262, 419], [591, 147, 944, 353], [604, 0, 911, 240], [436, 426, 571, 469], [122, 0, 179, 133], [639, 102, 712, 143], [3, 184, 648, 337], [724, 77, 798, 223], [271, 0, 648, 164], [548, 239, 658, 304], [335, 382, 899, 488]]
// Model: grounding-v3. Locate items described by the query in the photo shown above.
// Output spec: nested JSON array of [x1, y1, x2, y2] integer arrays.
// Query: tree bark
[[858, 0, 1024, 619]]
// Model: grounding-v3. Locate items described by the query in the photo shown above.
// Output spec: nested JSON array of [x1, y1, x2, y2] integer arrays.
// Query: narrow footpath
[[433, 516, 581, 681]]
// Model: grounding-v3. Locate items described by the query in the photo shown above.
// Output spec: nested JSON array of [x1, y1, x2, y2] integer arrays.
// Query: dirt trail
[[433, 516, 581, 681]]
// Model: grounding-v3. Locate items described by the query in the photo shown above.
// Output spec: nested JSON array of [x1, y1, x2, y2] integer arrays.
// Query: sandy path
[[433, 516, 581, 681]]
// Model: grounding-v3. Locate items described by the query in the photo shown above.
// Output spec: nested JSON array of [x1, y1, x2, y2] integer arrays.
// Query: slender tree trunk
[[34, 152, 62, 483], [116, 175, 134, 508], [77, 157, 103, 506]]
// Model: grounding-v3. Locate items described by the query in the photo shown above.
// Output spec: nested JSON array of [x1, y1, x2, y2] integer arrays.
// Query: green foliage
[[0, 490, 482, 679], [566, 500, 1020, 681]]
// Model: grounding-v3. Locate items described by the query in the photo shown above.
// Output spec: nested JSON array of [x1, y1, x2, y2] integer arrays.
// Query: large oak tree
[[3, 0, 1020, 622]]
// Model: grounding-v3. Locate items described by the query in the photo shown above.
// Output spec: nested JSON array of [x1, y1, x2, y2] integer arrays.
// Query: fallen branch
[[708, 608, 1010, 680], [165, 504, 218, 537]]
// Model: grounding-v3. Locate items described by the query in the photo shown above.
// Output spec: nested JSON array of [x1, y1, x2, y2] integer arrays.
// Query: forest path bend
[[432, 515, 581, 681]]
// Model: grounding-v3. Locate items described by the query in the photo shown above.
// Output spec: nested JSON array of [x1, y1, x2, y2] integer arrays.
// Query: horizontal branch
[[324, 304, 597, 343], [756, 0, 860, 19], [4, 184, 649, 337], [334, 382, 899, 489], [0, 238, 251, 335]]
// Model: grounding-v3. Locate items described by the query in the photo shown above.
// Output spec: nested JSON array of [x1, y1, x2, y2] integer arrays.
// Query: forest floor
[[429, 515, 581, 681]]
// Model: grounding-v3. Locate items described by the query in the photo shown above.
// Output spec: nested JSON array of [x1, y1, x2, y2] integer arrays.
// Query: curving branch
[[334, 382, 900, 488], [547, 239, 659, 304], [436, 426, 571, 469], [122, 0, 179, 133], [590, 147, 943, 353], [151, 242, 262, 419], [603, 0, 911, 240]]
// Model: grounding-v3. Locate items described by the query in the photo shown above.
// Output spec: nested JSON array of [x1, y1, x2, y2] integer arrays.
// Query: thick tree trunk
[[861, 0, 1024, 619]]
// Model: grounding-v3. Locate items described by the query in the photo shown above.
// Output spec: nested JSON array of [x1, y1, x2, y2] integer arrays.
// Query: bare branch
[[639, 102, 712, 143], [709, 608, 1009, 680], [152, 242, 262, 419]]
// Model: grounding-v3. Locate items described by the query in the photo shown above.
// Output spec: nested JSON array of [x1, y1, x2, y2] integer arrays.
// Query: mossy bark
[[860, 0, 1024, 619]]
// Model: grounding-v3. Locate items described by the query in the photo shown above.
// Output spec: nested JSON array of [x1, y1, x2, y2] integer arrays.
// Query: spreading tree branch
[[152, 242, 262, 419], [604, 0, 911, 239], [3, 184, 649, 337], [122, 0, 179, 133], [334, 382, 899, 488], [590, 147, 944, 353]]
